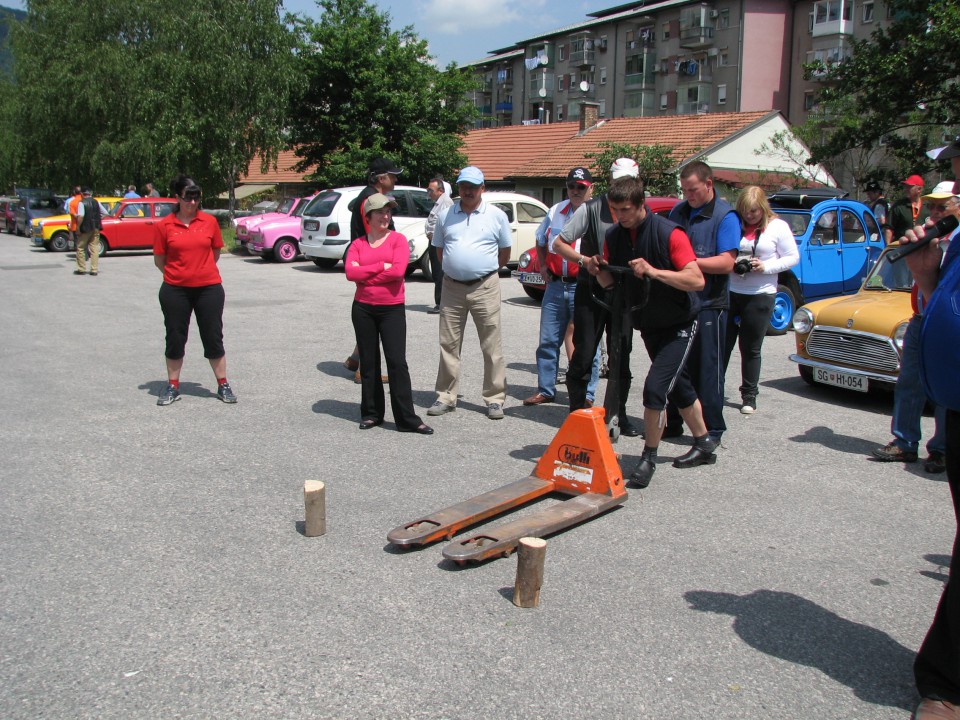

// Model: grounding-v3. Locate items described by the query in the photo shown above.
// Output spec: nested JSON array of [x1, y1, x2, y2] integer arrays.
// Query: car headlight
[[518, 251, 532, 269], [408, 239, 415, 252], [792, 307, 814, 335], [893, 321, 909, 351]]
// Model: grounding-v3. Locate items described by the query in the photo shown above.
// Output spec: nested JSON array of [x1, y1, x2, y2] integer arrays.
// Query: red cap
[[902, 174, 925, 187]]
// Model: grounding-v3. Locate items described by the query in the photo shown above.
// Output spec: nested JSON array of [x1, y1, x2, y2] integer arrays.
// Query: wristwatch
[[577, 256, 585, 268]]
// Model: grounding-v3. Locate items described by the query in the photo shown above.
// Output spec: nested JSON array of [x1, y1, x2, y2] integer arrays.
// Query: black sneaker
[[217, 382, 238, 404], [871, 441, 917, 463], [925, 451, 946, 474], [157, 384, 180, 406]]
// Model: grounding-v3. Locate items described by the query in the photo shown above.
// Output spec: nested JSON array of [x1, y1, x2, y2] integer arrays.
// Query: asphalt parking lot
[[0, 238, 951, 719]]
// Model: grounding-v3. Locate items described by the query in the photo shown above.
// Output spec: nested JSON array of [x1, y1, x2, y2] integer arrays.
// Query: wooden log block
[[304, 480, 326, 537], [513, 536, 547, 608]]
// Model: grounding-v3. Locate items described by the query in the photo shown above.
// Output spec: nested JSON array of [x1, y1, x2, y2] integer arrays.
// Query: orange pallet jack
[[387, 406, 627, 563]]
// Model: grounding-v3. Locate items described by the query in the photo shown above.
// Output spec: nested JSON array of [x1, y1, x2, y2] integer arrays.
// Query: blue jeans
[[537, 280, 599, 401], [893, 313, 945, 454]]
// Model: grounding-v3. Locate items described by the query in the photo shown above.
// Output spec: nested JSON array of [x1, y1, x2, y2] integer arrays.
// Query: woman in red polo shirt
[[153, 174, 236, 406]]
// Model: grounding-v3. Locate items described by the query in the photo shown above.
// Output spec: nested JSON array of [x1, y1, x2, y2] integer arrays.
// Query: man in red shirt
[[592, 176, 714, 488]]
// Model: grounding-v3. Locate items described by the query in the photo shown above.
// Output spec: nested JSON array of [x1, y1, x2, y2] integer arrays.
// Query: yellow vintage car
[[30, 197, 123, 252], [790, 245, 914, 393]]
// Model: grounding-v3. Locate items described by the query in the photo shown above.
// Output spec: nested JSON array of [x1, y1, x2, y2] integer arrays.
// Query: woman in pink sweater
[[345, 194, 432, 434]]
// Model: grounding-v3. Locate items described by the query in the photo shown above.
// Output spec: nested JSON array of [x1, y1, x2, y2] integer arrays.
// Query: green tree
[[808, 0, 960, 175], [10, 0, 298, 207], [289, 0, 478, 188], [584, 141, 678, 196]]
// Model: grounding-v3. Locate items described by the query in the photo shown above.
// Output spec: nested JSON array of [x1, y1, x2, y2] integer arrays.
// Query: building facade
[[463, 0, 892, 131]]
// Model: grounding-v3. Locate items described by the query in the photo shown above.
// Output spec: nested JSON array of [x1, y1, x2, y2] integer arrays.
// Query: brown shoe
[[523, 393, 554, 406], [354, 370, 361, 384], [583, 400, 593, 408], [914, 698, 960, 719], [344, 356, 360, 372]]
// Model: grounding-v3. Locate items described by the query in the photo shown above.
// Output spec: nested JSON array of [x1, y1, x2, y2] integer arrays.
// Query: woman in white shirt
[[723, 186, 799, 414]]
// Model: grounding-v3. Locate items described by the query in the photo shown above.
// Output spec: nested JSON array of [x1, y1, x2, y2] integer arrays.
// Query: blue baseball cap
[[457, 166, 485, 186]]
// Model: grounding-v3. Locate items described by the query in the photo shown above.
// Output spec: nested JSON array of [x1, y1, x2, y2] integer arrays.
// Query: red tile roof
[[241, 150, 315, 184], [464, 111, 775, 180], [461, 122, 583, 181]]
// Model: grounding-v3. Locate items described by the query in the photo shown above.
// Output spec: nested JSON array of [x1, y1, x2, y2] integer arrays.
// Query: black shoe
[[925, 451, 947, 474], [217, 382, 238, 404], [157, 383, 180, 406], [662, 425, 684, 439], [398, 423, 434, 435], [359, 419, 383, 430], [620, 420, 642, 437], [427, 305, 440, 314], [673, 442, 717, 469], [627, 458, 655, 488]]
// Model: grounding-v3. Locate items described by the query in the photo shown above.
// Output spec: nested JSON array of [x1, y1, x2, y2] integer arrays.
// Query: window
[[569, 72, 576, 87], [839, 209, 866, 244], [493, 203, 514, 222], [120, 203, 148, 218], [556, 104, 564, 122], [717, 84, 727, 105], [625, 29, 634, 44], [808, 12, 814, 32], [599, 99, 606, 117], [558, 75, 565, 91], [862, 1, 874, 22], [717, 8, 730, 30], [599, 67, 607, 85], [660, 59, 670, 74], [804, 92, 816, 111], [662, 22, 670, 40], [558, 45, 566, 62], [155, 203, 176, 218], [718, 52, 729, 66], [660, 93, 668, 110], [517, 202, 547, 224]]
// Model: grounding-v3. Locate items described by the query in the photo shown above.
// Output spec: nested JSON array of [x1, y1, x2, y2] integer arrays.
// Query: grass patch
[[221, 226, 237, 252]]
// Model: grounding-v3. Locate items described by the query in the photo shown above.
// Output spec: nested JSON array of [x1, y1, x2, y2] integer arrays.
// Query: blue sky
[[5, 0, 598, 68]]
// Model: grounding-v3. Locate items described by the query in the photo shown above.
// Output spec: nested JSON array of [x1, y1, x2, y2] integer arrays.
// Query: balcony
[[495, 102, 513, 113], [678, 101, 710, 115], [568, 82, 596, 99], [529, 72, 556, 101], [475, 104, 492, 115], [569, 49, 596, 67], [625, 71, 655, 89], [625, 38, 654, 56], [679, 25, 715, 49]]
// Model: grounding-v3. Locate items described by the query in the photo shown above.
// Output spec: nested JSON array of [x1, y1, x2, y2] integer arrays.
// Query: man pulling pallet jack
[[386, 176, 719, 563]]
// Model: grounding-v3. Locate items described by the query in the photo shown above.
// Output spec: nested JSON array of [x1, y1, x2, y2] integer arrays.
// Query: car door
[[491, 202, 519, 262], [513, 201, 548, 263], [800, 208, 843, 300], [838, 208, 870, 294]]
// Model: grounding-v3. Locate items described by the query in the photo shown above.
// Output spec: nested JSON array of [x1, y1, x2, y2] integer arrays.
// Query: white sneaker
[[487, 403, 504, 419], [740, 402, 755, 415], [427, 401, 456, 416]]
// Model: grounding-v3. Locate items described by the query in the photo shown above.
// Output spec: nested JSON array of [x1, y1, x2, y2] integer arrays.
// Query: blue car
[[765, 188, 884, 334]]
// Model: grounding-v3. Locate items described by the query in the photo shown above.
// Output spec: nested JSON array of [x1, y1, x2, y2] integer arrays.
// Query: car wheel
[[523, 286, 545, 303], [767, 284, 796, 336], [799, 365, 816, 386], [98, 237, 109, 257], [50, 231, 71, 252], [419, 251, 433, 282], [312, 257, 338, 269], [274, 238, 299, 263]]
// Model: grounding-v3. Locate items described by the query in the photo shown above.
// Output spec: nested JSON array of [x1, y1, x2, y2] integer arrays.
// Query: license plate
[[518, 272, 543, 285], [813, 367, 866, 392]]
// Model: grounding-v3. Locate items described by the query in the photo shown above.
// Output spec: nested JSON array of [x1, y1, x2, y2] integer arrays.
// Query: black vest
[[605, 213, 700, 332], [79, 197, 102, 232]]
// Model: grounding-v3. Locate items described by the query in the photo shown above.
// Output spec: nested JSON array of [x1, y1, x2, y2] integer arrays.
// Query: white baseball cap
[[610, 157, 640, 179]]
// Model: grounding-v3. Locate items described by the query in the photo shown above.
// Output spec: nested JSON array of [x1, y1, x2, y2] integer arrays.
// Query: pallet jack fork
[[386, 407, 627, 563]]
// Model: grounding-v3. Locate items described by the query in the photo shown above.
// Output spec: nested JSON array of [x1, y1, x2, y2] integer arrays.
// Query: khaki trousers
[[435, 272, 506, 406], [75, 230, 100, 273]]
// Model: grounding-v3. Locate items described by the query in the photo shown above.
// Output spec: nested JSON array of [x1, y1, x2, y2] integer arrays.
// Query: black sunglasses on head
[[181, 189, 201, 201]]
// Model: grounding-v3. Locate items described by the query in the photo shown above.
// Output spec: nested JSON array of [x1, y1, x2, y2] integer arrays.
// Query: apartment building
[[463, 0, 891, 130]]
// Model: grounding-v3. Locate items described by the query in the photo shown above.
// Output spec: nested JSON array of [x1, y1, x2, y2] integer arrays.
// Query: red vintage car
[[97, 197, 179, 255], [512, 196, 679, 301]]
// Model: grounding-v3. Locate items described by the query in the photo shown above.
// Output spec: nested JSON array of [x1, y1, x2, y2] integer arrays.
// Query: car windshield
[[277, 198, 296, 214], [862, 251, 914, 291]]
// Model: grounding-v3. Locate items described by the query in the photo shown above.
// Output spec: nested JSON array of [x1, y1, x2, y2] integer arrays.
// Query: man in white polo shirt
[[428, 166, 513, 419]]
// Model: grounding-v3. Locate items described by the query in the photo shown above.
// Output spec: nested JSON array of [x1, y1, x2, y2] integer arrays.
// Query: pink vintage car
[[248, 193, 317, 263], [235, 196, 311, 252]]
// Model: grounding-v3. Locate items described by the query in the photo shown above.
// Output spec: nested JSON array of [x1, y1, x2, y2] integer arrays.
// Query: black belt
[[446, 270, 496, 286], [556, 275, 576, 283]]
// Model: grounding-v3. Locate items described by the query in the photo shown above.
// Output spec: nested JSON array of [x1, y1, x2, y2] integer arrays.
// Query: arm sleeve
[[497, 211, 513, 249], [431, 206, 449, 248], [669, 228, 698, 270], [535, 210, 552, 247], [153, 222, 167, 256], [716, 212, 742, 254], [760, 220, 799, 274], [558, 203, 589, 244], [211, 218, 224, 249]]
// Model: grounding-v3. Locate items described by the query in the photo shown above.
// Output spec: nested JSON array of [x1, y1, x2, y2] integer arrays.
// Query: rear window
[[303, 191, 342, 218], [775, 211, 810, 236]]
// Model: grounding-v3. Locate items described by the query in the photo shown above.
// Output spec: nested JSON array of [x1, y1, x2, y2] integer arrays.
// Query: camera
[[734, 255, 754, 276]]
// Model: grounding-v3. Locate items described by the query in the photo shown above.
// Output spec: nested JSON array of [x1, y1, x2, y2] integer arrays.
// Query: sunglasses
[[181, 189, 202, 202], [566, 182, 587, 190]]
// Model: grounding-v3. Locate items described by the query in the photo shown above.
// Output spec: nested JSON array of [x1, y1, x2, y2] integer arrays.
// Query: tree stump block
[[513, 537, 547, 608], [304, 480, 326, 537]]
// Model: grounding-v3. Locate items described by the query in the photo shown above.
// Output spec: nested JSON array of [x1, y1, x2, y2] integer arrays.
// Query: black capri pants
[[640, 320, 699, 411], [158, 282, 225, 360]]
